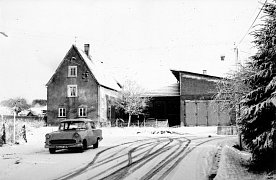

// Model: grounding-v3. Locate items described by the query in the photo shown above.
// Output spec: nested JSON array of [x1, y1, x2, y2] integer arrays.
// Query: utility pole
[[234, 42, 239, 70], [13, 101, 21, 144], [233, 42, 243, 149]]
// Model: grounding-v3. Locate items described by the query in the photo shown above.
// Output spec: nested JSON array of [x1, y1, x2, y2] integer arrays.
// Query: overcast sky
[[0, 0, 263, 102]]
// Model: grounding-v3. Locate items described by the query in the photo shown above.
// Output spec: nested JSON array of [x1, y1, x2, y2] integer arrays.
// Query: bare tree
[[115, 80, 150, 127], [0, 97, 30, 115], [215, 64, 254, 113]]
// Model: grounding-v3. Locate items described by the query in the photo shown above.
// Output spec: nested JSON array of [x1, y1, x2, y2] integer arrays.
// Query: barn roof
[[143, 83, 180, 97], [170, 69, 222, 82]]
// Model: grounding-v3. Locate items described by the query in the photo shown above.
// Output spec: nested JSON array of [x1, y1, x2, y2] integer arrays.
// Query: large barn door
[[184, 100, 232, 126]]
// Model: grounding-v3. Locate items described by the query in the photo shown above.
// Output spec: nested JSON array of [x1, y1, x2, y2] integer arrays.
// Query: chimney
[[203, 70, 207, 75], [84, 44, 90, 56]]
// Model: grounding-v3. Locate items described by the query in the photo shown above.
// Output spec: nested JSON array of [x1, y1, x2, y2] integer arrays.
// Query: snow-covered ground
[[0, 126, 266, 180], [214, 145, 273, 180]]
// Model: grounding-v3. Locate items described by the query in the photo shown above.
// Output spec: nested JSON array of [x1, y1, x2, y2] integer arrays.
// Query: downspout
[[98, 85, 101, 125]]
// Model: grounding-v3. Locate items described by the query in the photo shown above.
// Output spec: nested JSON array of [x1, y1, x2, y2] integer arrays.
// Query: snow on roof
[[143, 83, 180, 97], [75, 45, 121, 91], [28, 105, 47, 116], [170, 69, 222, 82]]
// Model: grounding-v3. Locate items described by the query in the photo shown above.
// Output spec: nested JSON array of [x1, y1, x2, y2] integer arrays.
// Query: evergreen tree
[[238, 0, 276, 170]]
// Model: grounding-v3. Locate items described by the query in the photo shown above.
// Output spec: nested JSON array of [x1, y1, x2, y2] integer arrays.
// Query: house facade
[[46, 44, 121, 125]]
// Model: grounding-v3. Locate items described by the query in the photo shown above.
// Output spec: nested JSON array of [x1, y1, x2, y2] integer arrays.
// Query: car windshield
[[59, 121, 87, 131]]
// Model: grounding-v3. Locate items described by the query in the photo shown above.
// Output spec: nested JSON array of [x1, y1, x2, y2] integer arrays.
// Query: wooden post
[[195, 101, 198, 126], [143, 117, 145, 127], [13, 111, 16, 143], [183, 100, 186, 126], [206, 101, 209, 126], [217, 102, 220, 126]]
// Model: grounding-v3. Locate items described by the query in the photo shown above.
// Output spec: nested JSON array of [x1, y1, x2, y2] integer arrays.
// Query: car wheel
[[82, 140, 88, 150], [93, 139, 99, 149], [49, 148, 56, 154]]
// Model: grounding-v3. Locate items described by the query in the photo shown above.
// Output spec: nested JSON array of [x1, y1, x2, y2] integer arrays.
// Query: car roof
[[60, 118, 96, 123]]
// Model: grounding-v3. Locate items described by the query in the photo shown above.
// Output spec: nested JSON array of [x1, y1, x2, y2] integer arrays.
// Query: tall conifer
[[238, 1, 276, 169]]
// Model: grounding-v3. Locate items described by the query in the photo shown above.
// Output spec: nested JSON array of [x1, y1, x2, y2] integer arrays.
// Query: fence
[[111, 118, 168, 127], [184, 100, 234, 126], [0, 115, 45, 144]]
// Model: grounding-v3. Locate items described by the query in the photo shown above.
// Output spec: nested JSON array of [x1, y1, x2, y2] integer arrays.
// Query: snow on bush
[[214, 145, 266, 180]]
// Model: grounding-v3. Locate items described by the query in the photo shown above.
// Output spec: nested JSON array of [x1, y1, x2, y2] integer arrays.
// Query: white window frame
[[67, 85, 78, 97], [58, 108, 66, 117], [68, 66, 77, 77], [78, 107, 87, 117]]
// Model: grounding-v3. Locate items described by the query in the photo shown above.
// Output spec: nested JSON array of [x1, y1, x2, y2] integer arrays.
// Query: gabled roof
[[143, 83, 180, 97], [74, 45, 121, 91], [170, 69, 222, 82], [46, 45, 121, 91]]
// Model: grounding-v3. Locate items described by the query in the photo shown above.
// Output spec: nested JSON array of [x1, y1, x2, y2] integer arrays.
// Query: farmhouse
[[46, 44, 121, 125]]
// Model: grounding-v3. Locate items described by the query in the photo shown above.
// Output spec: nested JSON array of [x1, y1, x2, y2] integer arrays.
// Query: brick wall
[[180, 76, 218, 98]]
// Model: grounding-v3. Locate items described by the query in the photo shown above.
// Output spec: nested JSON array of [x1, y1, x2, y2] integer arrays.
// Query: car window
[[59, 121, 87, 130]]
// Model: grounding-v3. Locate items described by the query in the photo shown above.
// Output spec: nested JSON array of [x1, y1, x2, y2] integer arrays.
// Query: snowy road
[[55, 136, 221, 180], [0, 127, 234, 180]]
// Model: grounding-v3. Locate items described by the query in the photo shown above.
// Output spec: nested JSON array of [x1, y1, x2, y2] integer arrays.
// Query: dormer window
[[68, 66, 77, 77]]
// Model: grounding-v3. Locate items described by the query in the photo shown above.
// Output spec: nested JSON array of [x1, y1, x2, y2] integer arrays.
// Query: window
[[68, 66, 77, 77], [67, 85, 77, 97], [59, 121, 86, 131], [58, 108, 66, 117], [78, 107, 87, 117]]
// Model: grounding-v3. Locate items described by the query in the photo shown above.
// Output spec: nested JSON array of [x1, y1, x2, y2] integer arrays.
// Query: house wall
[[47, 47, 98, 125], [99, 86, 119, 125]]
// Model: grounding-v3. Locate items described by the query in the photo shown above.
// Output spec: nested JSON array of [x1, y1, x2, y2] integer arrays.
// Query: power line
[[238, 0, 268, 45]]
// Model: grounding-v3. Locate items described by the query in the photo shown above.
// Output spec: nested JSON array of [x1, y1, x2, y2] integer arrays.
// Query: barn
[[144, 70, 234, 127]]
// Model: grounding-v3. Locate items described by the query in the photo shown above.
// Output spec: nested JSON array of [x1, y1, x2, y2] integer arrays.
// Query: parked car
[[45, 118, 103, 154]]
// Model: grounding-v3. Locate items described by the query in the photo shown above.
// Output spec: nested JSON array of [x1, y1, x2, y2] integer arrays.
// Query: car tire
[[82, 140, 88, 150], [49, 148, 56, 154], [93, 139, 99, 149]]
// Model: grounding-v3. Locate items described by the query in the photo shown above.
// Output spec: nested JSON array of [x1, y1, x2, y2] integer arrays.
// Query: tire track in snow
[[54, 138, 160, 180], [155, 137, 224, 180], [54, 137, 169, 180], [87, 137, 176, 180], [54, 136, 215, 180], [96, 137, 197, 180]]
